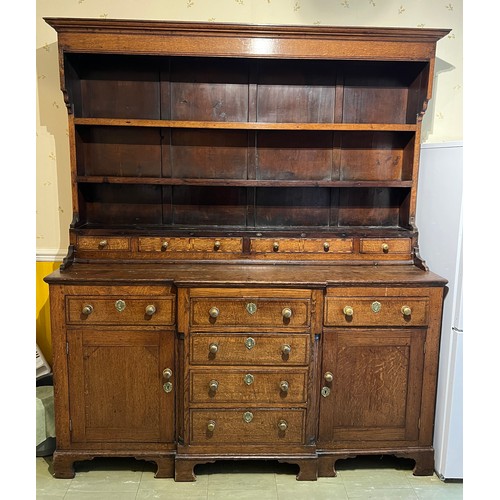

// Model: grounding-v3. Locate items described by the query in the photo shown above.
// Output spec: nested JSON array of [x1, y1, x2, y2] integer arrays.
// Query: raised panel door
[[319, 328, 425, 446], [67, 329, 175, 444]]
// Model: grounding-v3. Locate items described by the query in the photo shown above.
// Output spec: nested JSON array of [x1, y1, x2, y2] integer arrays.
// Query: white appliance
[[415, 141, 463, 480]]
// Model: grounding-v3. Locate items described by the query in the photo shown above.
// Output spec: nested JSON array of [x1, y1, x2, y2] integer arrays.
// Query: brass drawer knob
[[280, 380, 289, 392], [209, 307, 220, 318], [209, 343, 219, 354], [209, 380, 219, 392], [161, 241, 168, 251], [162, 368, 172, 379], [343, 305, 354, 317], [381, 243, 389, 253], [282, 307, 292, 319], [323, 242, 330, 251], [324, 371, 333, 383], [277, 419, 288, 431], [81, 304, 93, 316], [207, 420, 216, 432], [244, 374, 254, 385], [98, 239, 108, 249], [281, 344, 291, 355], [401, 305, 412, 316], [214, 240, 221, 250], [273, 241, 280, 251], [145, 305, 156, 316]]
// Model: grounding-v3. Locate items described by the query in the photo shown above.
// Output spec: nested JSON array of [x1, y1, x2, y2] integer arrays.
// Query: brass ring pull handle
[[281, 344, 291, 355], [278, 419, 288, 431], [214, 240, 221, 250], [209, 343, 219, 354], [82, 304, 93, 316], [98, 239, 108, 249], [381, 243, 389, 253], [282, 307, 292, 319], [273, 241, 279, 252], [209, 307, 220, 318], [280, 380, 289, 392], [343, 305, 354, 317], [209, 380, 219, 392], [323, 242, 330, 251], [324, 371, 333, 383], [244, 374, 254, 385], [145, 305, 156, 316], [161, 241, 168, 251], [207, 420, 216, 432], [401, 305, 412, 316], [163, 368, 172, 379]]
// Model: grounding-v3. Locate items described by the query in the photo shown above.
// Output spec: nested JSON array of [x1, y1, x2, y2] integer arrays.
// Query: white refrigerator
[[415, 141, 463, 480]]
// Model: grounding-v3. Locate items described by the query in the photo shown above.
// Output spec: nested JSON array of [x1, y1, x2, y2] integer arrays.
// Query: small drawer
[[250, 238, 302, 253], [190, 298, 310, 328], [190, 409, 305, 444], [190, 369, 307, 404], [78, 236, 130, 251], [138, 237, 242, 253], [359, 238, 411, 255], [190, 333, 310, 366], [302, 238, 353, 254], [190, 237, 242, 253], [138, 237, 190, 252], [66, 296, 175, 325], [324, 296, 429, 327]]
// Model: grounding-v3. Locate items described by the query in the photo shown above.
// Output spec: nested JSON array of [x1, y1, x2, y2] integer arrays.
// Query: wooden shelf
[[76, 176, 413, 188], [73, 118, 418, 132]]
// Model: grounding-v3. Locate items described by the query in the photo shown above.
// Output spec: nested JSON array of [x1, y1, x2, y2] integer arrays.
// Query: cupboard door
[[319, 328, 425, 445], [67, 329, 175, 444]]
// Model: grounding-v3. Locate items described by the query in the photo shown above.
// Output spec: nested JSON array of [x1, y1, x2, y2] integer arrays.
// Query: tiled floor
[[36, 455, 463, 499]]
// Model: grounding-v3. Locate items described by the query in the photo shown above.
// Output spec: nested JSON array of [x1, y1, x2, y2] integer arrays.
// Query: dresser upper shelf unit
[[45, 18, 450, 266]]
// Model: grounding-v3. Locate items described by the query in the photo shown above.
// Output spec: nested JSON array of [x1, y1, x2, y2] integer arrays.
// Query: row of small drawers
[[66, 294, 428, 327], [77, 236, 411, 256]]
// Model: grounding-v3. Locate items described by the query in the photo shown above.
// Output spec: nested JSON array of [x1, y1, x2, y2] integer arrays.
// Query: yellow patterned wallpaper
[[36, 0, 462, 258]]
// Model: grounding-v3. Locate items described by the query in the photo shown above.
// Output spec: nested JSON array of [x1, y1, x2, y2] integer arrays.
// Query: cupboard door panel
[[319, 329, 425, 444], [67, 329, 175, 444]]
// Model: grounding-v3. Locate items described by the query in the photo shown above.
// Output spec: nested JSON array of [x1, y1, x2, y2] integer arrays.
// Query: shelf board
[[73, 118, 417, 132], [76, 176, 413, 188]]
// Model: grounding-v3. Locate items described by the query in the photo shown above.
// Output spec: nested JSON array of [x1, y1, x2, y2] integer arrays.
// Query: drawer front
[[78, 236, 130, 251], [66, 296, 175, 325], [190, 409, 305, 444], [190, 333, 310, 366], [302, 238, 353, 254], [250, 238, 301, 253], [191, 298, 310, 328], [138, 237, 242, 253], [191, 238, 242, 253], [138, 237, 190, 252], [190, 369, 307, 403], [250, 238, 353, 254], [324, 296, 429, 327], [359, 238, 411, 255]]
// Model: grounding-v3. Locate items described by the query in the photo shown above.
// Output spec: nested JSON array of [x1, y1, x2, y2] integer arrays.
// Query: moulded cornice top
[[44, 17, 451, 43]]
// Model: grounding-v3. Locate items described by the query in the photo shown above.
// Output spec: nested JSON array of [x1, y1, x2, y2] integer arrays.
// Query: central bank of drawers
[[187, 288, 312, 446]]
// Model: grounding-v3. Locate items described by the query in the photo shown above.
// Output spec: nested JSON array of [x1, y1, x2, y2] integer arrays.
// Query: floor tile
[[64, 492, 139, 500], [277, 481, 348, 499], [209, 489, 278, 500], [66, 457, 143, 493], [343, 487, 418, 499], [208, 471, 277, 491]]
